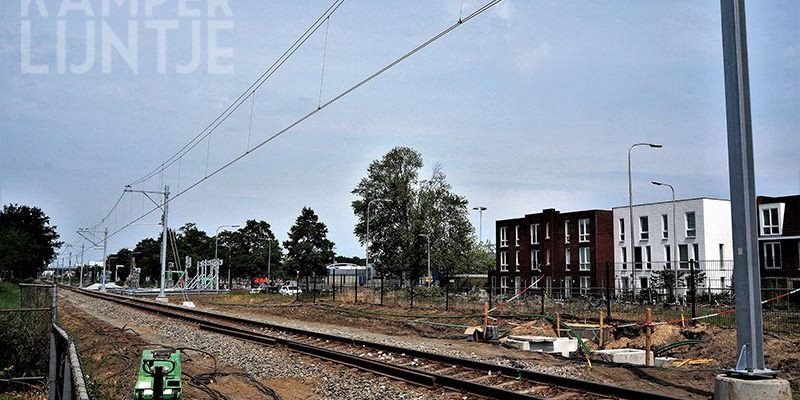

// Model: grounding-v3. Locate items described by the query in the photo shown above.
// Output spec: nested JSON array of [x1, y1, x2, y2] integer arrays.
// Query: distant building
[[757, 195, 800, 289], [612, 198, 733, 294], [493, 208, 614, 297]]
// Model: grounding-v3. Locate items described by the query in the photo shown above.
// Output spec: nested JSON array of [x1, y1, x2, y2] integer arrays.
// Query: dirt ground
[[58, 298, 309, 400], [194, 293, 800, 399]]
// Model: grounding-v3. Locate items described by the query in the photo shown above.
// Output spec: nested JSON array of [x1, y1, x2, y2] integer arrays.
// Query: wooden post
[[555, 312, 561, 338], [482, 302, 489, 341], [645, 308, 652, 367], [681, 313, 685, 328], [599, 311, 605, 348]]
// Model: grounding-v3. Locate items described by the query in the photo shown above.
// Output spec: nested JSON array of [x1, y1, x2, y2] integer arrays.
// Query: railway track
[[66, 287, 685, 400]]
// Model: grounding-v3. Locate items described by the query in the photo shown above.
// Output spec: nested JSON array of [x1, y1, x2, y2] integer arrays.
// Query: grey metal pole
[[267, 238, 272, 282], [473, 206, 487, 244], [720, 0, 772, 377], [79, 244, 84, 288], [157, 185, 170, 300], [652, 181, 678, 299], [101, 228, 108, 292], [628, 143, 661, 298]]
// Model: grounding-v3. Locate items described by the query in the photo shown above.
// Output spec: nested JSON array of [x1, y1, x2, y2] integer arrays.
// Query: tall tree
[[220, 220, 282, 283], [283, 207, 335, 281], [352, 147, 421, 278], [0, 204, 62, 279], [352, 148, 476, 282]]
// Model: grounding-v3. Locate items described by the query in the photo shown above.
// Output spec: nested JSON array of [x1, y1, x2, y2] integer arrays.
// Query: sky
[[1, 0, 798, 262]]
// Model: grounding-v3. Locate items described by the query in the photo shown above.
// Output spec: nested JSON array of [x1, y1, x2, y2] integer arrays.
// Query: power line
[[128, 0, 346, 187], [102, 0, 504, 243]]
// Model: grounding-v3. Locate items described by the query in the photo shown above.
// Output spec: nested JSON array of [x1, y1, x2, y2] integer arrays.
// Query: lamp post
[[363, 198, 387, 303], [418, 234, 431, 286], [215, 224, 240, 291], [628, 143, 662, 297], [473, 206, 487, 244], [652, 181, 678, 298]]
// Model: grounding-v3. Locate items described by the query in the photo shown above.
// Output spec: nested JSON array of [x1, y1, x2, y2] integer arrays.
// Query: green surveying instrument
[[134, 349, 182, 400]]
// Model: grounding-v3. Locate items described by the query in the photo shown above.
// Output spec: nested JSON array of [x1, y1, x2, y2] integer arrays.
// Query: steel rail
[[67, 287, 685, 400]]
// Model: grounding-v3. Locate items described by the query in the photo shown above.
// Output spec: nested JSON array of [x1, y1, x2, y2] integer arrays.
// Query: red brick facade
[[492, 208, 614, 297]]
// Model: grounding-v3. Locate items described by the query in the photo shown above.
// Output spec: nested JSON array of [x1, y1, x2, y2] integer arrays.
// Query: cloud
[[493, 2, 513, 20], [514, 42, 552, 72], [783, 45, 799, 59]]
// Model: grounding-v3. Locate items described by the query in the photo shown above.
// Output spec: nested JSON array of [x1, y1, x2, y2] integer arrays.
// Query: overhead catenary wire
[[99, 0, 505, 243], [127, 0, 346, 187]]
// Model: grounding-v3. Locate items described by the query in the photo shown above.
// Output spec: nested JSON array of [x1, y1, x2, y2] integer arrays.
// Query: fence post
[[445, 279, 449, 311], [332, 269, 336, 302], [605, 261, 612, 320], [689, 260, 697, 320], [645, 308, 653, 367], [48, 284, 57, 400], [313, 274, 317, 304], [540, 288, 545, 315], [380, 275, 384, 306], [488, 276, 493, 311]]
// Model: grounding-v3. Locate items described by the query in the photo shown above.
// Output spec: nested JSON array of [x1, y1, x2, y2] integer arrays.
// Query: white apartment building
[[613, 197, 733, 294]]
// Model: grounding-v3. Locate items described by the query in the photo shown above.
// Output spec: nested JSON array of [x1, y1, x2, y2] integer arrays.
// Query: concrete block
[[501, 338, 530, 351], [595, 348, 653, 366], [714, 374, 791, 400], [654, 357, 676, 367], [509, 335, 577, 357]]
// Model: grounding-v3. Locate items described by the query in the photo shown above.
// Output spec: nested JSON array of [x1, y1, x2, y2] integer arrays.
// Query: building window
[[545, 276, 552, 293], [565, 220, 570, 243], [761, 206, 781, 236], [500, 251, 508, 271], [578, 218, 590, 242], [546, 248, 551, 265], [640, 276, 649, 289], [692, 243, 700, 262], [545, 222, 550, 239], [564, 277, 572, 299], [515, 225, 520, 247], [619, 218, 625, 242], [531, 224, 539, 244], [685, 212, 696, 238], [565, 248, 571, 270], [679, 244, 689, 268], [515, 276, 521, 292], [580, 276, 590, 294], [639, 216, 649, 241], [634, 246, 643, 269], [665, 245, 672, 269], [500, 276, 508, 294], [531, 250, 540, 270], [620, 277, 629, 291], [719, 244, 725, 264], [621, 247, 627, 269], [499, 227, 508, 247], [579, 247, 590, 271], [764, 242, 781, 269], [661, 214, 669, 239], [645, 246, 652, 269], [515, 250, 520, 271]]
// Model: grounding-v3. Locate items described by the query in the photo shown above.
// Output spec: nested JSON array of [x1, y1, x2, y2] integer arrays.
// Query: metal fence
[[290, 263, 800, 334], [0, 284, 90, 399]]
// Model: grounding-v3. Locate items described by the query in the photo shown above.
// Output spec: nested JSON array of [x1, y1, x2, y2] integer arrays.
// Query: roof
[[611, 197, 730, 210]]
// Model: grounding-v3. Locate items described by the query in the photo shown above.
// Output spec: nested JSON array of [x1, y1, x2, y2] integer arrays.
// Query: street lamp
[[215, 224, 240, 292], [418, 234, 431, 286], [472, 206, 487, 244], [362, 198, 387, 303], [652, 181, 678, 297], [628, 142, 662, 296]]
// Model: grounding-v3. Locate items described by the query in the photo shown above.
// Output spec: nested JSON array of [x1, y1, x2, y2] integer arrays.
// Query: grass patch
[[0, 282, 20, 309]]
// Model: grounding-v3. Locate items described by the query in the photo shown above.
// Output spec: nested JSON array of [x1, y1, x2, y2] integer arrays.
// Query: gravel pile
[[65, 293, 443, 400]]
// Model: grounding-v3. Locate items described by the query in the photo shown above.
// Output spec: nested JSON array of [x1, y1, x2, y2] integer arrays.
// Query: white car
[[279, 285, 302, 296]]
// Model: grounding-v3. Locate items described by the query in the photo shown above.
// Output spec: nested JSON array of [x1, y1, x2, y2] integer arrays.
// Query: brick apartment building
[[758, 195, 800, 287], [492, 208, 614, 297]]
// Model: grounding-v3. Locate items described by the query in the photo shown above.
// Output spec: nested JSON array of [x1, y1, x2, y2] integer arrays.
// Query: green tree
[[220, 220, 282, 284], [651, 268, 707, 303], [0, 204, 62, 279], [132, 238, 160, 285], [351, 147, 476, 282], [283, 207, 335, 283], [175, 223, 214, 272]]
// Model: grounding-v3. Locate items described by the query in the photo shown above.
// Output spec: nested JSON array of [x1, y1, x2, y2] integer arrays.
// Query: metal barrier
[[52, 324, 90, 400]]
